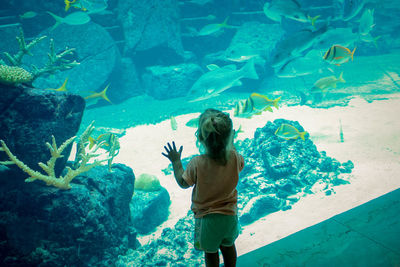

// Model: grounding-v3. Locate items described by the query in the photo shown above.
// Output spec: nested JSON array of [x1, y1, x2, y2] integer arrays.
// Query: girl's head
[[196, 109, 234, 164]]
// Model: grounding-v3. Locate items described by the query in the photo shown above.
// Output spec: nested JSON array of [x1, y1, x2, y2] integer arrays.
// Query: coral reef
[[0, 28, 79, 85], [0, 123, 111, 190], [0, 65, 33, 85]]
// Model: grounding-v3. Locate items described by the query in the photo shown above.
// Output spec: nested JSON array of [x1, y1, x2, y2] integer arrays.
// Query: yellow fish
[[312, 72, 345, 91], [84, 84, 112, 103], [275, 123, 306, 141], [323, 45, 356, 66], [46, 78, 69, 92], [89, 133, 120, 150], [234, 93, 280, 118], [65, 0, 77, 11]]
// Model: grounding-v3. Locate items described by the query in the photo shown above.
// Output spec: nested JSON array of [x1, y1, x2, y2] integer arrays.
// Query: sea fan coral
[[0, 64, 33, 85]]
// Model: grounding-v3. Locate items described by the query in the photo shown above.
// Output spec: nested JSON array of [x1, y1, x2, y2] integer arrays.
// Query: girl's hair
[[196, 109, 234, 165]]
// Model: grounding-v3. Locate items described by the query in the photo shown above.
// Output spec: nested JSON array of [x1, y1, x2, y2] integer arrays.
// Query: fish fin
[[308, 15, 320, 27], [264, 106, 273, 112], [220, 17, 229, 28], [47, 11, 63, 31], [241, 58, 258, 80], [334, 56, 344, 60], [338, 72, 345, 83], [351, 47, 357, 61], [100, 84, 112, 104], [206, 64, 219, 71]]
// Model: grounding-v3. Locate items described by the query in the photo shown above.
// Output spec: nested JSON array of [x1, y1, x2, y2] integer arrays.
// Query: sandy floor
[[114, 94, 400, 254]]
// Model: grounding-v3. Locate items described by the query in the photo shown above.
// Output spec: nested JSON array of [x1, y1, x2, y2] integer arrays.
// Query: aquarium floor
[[236, 187, 400, 266]]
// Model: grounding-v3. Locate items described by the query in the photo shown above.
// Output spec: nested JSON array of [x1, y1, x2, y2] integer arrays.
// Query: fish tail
[[47, 11, 63, 31], [373, 35, 381, 48], [351, 47, 357, 61], [241, 58, 258, 80], [273, 97, 281, 109], [338, 72, 345, 83], [300, 131, 306, 141], [59, 77, 69, 91], [100, 84, 112, 103], [220, 17, 229, 28], [308, 15, 320, 27], [88, 136, 95, 149]]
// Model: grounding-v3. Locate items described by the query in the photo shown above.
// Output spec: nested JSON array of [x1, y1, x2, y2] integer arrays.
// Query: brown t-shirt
[[182, 150, 244, 218]]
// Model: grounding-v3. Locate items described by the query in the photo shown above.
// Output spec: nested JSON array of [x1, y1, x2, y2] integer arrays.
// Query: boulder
[[130, 187, 171, 234], [0, 84, 85, 177], [117, 0, 184, 60], [0, 163, 137, 266], [142, 63, 203, 100], [22, 22, 120, 97]]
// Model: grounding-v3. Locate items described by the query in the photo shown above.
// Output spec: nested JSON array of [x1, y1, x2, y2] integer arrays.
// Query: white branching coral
[[0, 123, 110, 190]]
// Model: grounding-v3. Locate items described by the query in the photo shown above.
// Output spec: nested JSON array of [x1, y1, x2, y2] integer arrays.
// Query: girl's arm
[[162, 141, 190, 189]]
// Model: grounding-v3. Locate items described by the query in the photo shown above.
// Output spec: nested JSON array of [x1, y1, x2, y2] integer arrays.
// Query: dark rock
[[130, 187, 171, 234], [142, 63, 203, 100], [117, 0, 184, 60], [0, 163, 137, 266], [0, 84, 85, 177]]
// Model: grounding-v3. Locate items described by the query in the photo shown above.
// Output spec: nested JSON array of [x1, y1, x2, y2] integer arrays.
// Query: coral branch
[[32, 38, 80, 78], [3, 28, 47, 66]]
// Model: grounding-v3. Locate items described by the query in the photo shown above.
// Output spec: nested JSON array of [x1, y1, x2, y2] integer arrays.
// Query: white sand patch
[[112, 95, 400, 252]]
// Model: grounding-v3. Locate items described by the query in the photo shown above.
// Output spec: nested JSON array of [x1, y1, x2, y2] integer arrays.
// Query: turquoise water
[[0, 0, 399, 266]]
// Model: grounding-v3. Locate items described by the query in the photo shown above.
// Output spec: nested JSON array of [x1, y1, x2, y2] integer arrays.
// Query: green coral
[[0, 28, 79, 86], [0, 64, 33, 85], [135, 173, 162, 192]]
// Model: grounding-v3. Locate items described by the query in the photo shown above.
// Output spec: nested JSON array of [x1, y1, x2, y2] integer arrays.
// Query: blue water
[[0, 0, 399, 266]]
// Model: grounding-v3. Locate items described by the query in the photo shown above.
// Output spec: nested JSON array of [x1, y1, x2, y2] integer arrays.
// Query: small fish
[[185, 117, 200, 128], [225, 43, 261, 62], [234, 93, 280, 118], [65, 0, 77, 11], [358, 9, 375, 36], [47, 11, 91, 30], [277, 50, 324, 78], [198, 17, 232, 36], [84, 84, 112, 103], [359, 33, 380, 48], [89, 132, 120, 151], [233, 125, 243, 139], [46, 78, 69, 92], [170, 116, 178, 131], [314, 28, 359, 50], [275, 123, 306, 141], [312, 72, 345, 91], [323, 45, 356, 66], [263, 0, 320, 26], [19, 11, 37, 19]]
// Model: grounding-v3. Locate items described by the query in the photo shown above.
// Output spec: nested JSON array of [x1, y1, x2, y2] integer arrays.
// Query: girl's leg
[[205, 251, 219, 267], [220, 244, 237, 267]]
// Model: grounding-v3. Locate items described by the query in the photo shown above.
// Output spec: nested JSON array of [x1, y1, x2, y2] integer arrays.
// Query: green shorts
[[194, 213, 239, 253]]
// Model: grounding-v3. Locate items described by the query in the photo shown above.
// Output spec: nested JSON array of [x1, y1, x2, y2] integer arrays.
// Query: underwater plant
[[0, 28, 79, 85], [0, 123, 111, 190]]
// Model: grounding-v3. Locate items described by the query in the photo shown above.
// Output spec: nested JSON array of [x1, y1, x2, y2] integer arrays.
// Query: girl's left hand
[[162, 141, 183, 162]]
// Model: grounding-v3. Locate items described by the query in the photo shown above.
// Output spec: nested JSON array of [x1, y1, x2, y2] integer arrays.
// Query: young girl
[[162, 108, 244, 267]]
